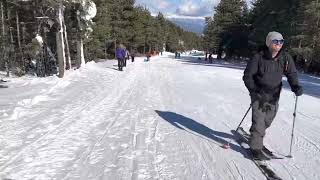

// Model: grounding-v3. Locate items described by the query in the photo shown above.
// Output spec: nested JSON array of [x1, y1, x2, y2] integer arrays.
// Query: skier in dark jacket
[[146, 52, 151, 61], [116, 44, 126, 71], [131, 49, 136, 62], [209, 53, 213, 63], [243, 31, 303, 160]]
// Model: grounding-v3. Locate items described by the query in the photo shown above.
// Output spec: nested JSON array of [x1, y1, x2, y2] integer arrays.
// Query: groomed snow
[[0, 53, 320, 180]]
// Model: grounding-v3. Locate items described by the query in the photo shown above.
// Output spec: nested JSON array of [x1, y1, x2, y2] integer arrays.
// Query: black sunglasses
[[271, 39, 284, 45]]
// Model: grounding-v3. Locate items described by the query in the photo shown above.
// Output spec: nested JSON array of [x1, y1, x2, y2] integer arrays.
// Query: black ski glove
[[250, 92, 260, 102], [292, 85, 303, 96]]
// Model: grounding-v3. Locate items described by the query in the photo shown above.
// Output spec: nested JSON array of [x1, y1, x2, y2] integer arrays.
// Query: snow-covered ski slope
[[0, 52, 320, 180]]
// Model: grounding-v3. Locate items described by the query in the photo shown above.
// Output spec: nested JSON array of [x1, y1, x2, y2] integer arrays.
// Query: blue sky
[[135, 0, 214, 18], [135, 0, 252, 18]]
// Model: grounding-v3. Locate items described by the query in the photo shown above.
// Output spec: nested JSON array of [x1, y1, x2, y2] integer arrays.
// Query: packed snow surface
[[0, 53, 320, 180]]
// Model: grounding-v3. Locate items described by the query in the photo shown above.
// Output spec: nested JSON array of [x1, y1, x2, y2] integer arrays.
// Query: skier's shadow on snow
[[155, 110, 251, 159]]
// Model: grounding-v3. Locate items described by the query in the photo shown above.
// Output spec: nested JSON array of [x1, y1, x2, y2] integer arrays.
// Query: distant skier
[[131, 49, 136, 62], [205, 52, 208, 61], [0, 79, 8, 88], [209, 53, 213, 63], [116, 44, 126, 71], [146, 52, 151, 61], [124, 49, 130, 67], [243, 31, 303, 160]]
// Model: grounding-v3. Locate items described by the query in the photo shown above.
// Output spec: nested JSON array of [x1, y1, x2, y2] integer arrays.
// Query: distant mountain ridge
[[167, 17, 205, 35]]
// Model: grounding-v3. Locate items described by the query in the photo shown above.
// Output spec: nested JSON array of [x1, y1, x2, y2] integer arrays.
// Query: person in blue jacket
[[116, 44, 126, 71]]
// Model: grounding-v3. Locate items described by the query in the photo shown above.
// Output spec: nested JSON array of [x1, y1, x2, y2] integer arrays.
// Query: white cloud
[[136, 0, 253, 18], [165, 13, 205, 20], [157, 0, 170, 10], [135, 0, 171, 13], [176, 1, 198, 15], [175, 0, 220, 17]]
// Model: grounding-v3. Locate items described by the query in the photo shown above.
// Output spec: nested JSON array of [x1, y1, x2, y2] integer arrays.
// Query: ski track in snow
[[0, 54, 320, 180]]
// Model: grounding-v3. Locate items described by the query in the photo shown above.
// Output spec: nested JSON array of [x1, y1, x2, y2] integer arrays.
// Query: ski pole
[[287, 96, 298, 158], [236, 104, 252, 132], [223, 104, 252, 149]]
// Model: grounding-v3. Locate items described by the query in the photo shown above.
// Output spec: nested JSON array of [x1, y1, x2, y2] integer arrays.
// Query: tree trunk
[[16, 10, 24, 71], [298, 39, 302, 48], [76, 38, 85, 68], [22, 24, 26, 45], [6, 7, 12, 77], [105, 39, 107, 60], [143, 38, 146, 54], [0, 2, 4, 37], [311, 0, 320, 49], [114, 39, 116, 58], [1, 1, 9, 76], [1, 2, 5, 71], [56, 5, 66, 78], [63, 17, 71, 70], [76, 9, 85, 68]]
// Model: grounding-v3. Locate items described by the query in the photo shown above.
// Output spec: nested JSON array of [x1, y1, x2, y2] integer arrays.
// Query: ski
[[236, 137, 283, 180], [0, 79, 9, 88], [235, 127, 284, 159], [252, 157, 282, 180], [0, 84, 8, 88]]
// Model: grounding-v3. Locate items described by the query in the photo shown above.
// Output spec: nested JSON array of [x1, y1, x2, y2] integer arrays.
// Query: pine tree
[[303, 0, 320, 73], [106, 0, 135, 52], [203, 17, 218, 52], [1, 0, 202, 76], [248, 0, 300, 48], [88, 0, 111, 59], [204, 0, 244, 57], [156, 12, 167, 51]]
